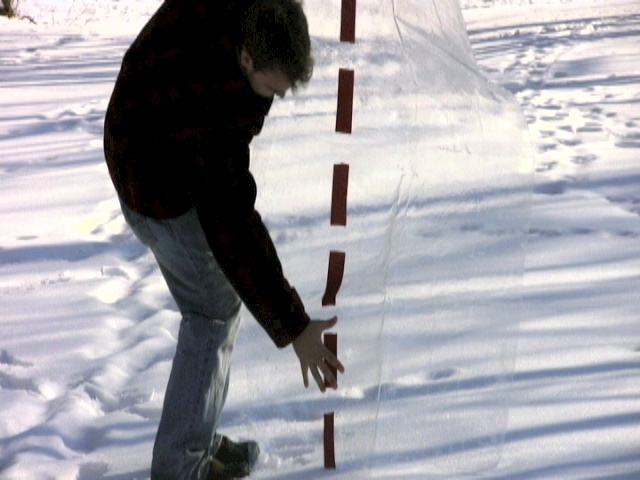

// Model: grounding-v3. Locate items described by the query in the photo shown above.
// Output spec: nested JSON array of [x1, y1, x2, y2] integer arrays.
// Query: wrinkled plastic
[[235, 0, 534, 476]]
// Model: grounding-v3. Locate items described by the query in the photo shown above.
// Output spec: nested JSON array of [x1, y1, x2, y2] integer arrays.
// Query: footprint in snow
[[615, 136, 640, 149], [430, 368, 457, 381], [0, 370, 40, 394], [77, 461, 110, 480], [91, 265, 140, 305], [534, 181, 567, 195], [571, 154, 598, 166], [536, 161, 558, 173], [101, 266, 131, 280], [0, 349, 34, 367]]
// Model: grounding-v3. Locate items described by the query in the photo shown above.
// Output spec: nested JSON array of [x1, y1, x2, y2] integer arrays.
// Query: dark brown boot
[[206, 457, 237, 480], [209, 436, 259, 478]]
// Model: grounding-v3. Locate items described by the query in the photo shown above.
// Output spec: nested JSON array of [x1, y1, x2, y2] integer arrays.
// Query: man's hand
[[292, 317, 345, 392]]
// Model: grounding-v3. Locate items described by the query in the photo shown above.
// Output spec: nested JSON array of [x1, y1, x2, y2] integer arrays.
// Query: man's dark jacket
[[104, 0, 310, 348]]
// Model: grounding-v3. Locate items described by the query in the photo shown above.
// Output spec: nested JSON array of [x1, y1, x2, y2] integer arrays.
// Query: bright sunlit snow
[[1, 0, 639, 479]]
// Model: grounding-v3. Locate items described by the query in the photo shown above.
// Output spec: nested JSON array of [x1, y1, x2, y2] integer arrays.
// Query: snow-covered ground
[[1, 0, 639, 478], [462, 2, 640, 478]]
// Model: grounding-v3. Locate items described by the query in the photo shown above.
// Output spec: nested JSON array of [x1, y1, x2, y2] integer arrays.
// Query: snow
[[1, 0, 639, 479]]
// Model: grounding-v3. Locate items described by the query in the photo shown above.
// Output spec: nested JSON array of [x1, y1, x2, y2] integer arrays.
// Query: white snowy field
[[1, 0, 639, 479]]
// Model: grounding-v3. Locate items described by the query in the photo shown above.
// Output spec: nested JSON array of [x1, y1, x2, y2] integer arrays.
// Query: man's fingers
[[302, 357, 342, 392], [323, 316, 338, 330], [323, 348, 345, 374], [293, 317, 345, 392], [310, 366, 325, 392], [300, 362, 309, 388], [321, 365, 337, 389]]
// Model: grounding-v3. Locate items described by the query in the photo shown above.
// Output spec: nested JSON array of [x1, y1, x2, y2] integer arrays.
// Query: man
[[103, 0, 345, 478]]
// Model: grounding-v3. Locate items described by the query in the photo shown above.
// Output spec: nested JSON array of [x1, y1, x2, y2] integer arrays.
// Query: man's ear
[[239, 47, 254, 74]]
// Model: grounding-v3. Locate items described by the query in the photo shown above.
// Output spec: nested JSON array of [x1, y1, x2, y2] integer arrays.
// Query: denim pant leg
[[120, 202, 242, 480]]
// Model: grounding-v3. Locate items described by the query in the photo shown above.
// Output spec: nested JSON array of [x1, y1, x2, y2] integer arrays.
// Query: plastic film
[[233, 0, 534, 476]]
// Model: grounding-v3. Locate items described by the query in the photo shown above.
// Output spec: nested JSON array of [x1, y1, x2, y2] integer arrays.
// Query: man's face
[[239, 48, 292, 99], [248, 69, 291, 99]]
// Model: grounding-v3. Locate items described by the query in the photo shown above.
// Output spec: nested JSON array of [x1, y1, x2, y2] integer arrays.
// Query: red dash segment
[[322, 251, 346, 307], [340, 0, 356, 43], [324, 412, 336, 469], [330, 163, 349, 226], [323, 332, 338, 389], [335, 69, 354, 134]]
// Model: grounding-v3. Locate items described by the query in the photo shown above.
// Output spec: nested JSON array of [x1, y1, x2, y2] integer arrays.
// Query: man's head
[[239, 0, 313, 98]]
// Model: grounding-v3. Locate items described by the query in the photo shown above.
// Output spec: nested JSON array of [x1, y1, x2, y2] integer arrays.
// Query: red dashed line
[[324, 0, 357, 469], [330, 163, 350, 226], [324, 333, 338, 389], [340, 0, 357, 43], [335, 69, 355, 134], [324, 412, 336, 469]]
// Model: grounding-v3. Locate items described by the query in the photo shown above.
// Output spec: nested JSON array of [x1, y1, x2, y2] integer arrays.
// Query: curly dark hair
[[240, 0, 314, 89]]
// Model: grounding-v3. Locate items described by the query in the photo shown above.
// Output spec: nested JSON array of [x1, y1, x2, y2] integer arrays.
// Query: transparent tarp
[[234, 0, 534, 477]]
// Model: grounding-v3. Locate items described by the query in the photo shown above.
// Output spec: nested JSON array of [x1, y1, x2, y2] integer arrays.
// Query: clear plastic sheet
[[234, 0, 534, 476]]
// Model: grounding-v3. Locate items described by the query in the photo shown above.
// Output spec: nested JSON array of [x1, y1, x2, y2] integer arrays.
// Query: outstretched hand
[[292, 317, 345, 392]]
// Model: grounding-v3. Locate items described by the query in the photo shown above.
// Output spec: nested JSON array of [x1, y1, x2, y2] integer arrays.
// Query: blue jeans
[[120, 202, 242, 480]]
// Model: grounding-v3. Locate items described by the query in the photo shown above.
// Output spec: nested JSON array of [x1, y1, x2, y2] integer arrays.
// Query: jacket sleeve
[[188, 140, 311, 348]]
